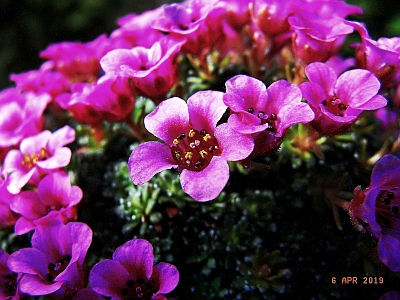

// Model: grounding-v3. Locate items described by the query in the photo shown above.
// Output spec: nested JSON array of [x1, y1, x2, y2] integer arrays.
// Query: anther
[[392, 206, 399, 214], [46, 273, 53, 282], [188, 129, 195, 137], [126, 279, 135, 287], [248, 107, 254, 113], [258, 111, 265, 119], [270, 113, 277, 121], [200, 129, 207, 136], [322, 100, 327, 106], [178, 133, 186, 140]]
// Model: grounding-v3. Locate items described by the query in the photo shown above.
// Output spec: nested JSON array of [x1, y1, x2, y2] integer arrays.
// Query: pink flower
[[223, 75, 314, 156], [128, 91, 254, 201], [2, 126, 75, 194], [299, 62, 387, 136], [89, 239, 179, 300], [350, 21, 400, 89], [40, 35, 110, 84], [100, 37, 185, 101], [151, 0, 220, 54], [10, 64, 70, 100], [110, 7, 165, 49], [349, 154, 400, 272], [55, 77, 135, 125], [7, 222, 92, 298], [0, 88, 50, 149], [288, 0, 362, 63], [10, 171, 82, 235], [0, 174, 18, 230]]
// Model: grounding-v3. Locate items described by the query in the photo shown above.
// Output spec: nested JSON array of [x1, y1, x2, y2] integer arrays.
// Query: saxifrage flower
[[299, 62, 387, 136], [2, 125, 75, 194], [7, 222, 92, 298], [89, 238, 179, 300], [10, 171, 83, 235], [349, 154, 400, 272], [128, 91, 254, 201], [223, 75, 314, 156]]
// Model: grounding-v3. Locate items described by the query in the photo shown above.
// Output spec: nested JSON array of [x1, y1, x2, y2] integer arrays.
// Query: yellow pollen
[[175, 151, 181, 159], [188, 129, 195, 138], [173, 139, 180, 145], [199, 150, 208, 158], [185, 152, 193, 160], [203, 134, 212, 142]]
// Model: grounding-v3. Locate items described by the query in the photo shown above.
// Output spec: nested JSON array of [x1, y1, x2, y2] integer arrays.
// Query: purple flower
[[128, 91, 254, 201], [10, 171, 83, 235], [55, 77, 135, 125], [2, 126, 75, 194], [89, 239, 179, 300], [299, 62, 387, 136], [7, 222, 92, 298], [0, 250, 20, 300], [0, 88, 50, 149], [350, 21, 400, 89], [223, 75, 314, 156], [100, 37, 185, 101], [349, 154, 400, 272]]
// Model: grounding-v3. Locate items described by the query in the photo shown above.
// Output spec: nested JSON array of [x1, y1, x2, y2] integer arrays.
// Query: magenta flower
[[100, 37, 185, 101], [10, 64, 70, 100], [299, 62, 387, 136], [89, 239, 179, 300], [7, 222, 92, 298], [0, 88, 50, 149], [223, 75, 314, 156], [55, 77, 135, 125], [350, 21, 400, 89], [349, 154, 400, 272], [2, 126, 75, 194], [110, 7, 165, 49], [0, 174, 18, 230], [40, 34, 110, 84], [128, 91, 254, 201], [287, 0, 362, 63], [0, 250, 20, 300], [10, 171, 82, 235], [151, 0, 220, 54]]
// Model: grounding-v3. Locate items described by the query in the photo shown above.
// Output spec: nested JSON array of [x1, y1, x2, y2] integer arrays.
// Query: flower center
[[45, 254, 71, 283], [247, 107, 278, 133], [375, 189, 399, 231], [170, 128, 220, 172], [120, 278, 157, 300], [21, 148, 48, 169], [321, 97, 348, 117]]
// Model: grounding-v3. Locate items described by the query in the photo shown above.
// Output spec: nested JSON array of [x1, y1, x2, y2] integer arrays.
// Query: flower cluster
[[1, 0, 400, 298]]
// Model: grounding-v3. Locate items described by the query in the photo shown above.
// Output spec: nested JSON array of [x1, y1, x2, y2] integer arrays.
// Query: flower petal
[[370, 154, 400, 188], [112, 239, 154, 280], [180, 156, 229, 201], [144, 97, 190, 145], [19, 273, 63, 295], [187, 91, 226, 134], [151, 262, 179, 295], [335, 69, 383, 107], [215, 123, 254, 161], [224, 75, 266, 112], [305, 62, 337, 96], [7, 248, 48, 275], [36, 147, 72, 170], [378, 234, 400, 272], [46, 125, 75, 154], [128, 142, 177, 185]]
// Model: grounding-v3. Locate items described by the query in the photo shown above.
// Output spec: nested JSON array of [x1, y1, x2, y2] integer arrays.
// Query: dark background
[[0, 0, 399, 90]]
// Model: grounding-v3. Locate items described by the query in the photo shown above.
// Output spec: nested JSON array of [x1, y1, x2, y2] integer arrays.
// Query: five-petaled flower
[[223, 75, 315, 156], [349, 154, 400, 272], [1, 125, 75, 194], [128, 91, 254, 201], [7, 222, 92, 298], [89, 238, 179, 300], [10, 171, 83, 235], [299, 62, 387, 136]]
